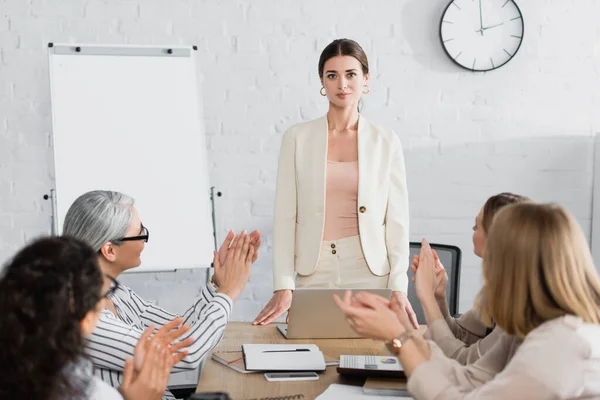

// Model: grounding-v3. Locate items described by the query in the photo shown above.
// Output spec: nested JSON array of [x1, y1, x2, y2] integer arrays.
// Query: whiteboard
[[48, 44, 213, 272]]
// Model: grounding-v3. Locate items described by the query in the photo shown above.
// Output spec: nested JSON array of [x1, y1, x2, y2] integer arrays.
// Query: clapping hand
[[411, 245, 448, 299]]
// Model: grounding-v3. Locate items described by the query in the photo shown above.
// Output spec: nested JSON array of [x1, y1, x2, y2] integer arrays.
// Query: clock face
[[440, 0, 524, 71]]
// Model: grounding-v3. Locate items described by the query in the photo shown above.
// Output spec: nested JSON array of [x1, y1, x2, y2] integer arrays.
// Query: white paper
[[317, 384, 413, 399]]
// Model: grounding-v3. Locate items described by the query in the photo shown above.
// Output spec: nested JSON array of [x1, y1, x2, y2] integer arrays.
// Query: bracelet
[[386, 329, 417, 354]]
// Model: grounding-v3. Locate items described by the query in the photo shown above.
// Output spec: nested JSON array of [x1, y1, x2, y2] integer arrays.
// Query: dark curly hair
[[0, 236, 104, 400]]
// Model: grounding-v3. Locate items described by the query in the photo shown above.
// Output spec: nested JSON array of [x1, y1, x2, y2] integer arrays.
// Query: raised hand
[[415, 239, 438, 301], [213, 232, 254, 301], [216, 230, 262, 272], [133, 317, 192, 372], [411, 249, 447, 299], [121, 336, 171, 400]]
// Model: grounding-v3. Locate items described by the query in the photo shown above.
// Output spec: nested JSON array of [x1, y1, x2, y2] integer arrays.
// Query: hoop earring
[[320, 87, 326, 96], [362, 86, 370, 95]]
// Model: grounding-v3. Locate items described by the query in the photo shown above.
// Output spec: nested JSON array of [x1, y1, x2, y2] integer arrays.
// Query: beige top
[[323, 161, 359, 241], [425, 308, 502, 364], [408, 315, 600, 399]]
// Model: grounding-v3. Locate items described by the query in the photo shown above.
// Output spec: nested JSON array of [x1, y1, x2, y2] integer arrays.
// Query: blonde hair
[[480, 203, 600, 338]]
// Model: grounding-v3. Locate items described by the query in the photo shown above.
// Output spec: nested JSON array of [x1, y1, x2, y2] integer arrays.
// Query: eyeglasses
[[118, 224, 149, 243], [103, 274, 120, 299]]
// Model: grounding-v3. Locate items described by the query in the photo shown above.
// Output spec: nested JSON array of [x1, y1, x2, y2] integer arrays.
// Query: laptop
[[276, 288, 392, 339]]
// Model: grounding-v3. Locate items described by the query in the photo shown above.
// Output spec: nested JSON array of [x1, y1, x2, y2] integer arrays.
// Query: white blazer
[[273, 115, 410, 292]]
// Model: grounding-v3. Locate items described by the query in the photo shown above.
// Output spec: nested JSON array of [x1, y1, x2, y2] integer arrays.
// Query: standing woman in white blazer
[[254, 38, 416, 327]]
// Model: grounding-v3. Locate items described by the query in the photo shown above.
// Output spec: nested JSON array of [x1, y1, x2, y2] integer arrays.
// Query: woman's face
[[115, 207, 146, 270], [321, 55, 369, 109], [472, 207, 486, 258]]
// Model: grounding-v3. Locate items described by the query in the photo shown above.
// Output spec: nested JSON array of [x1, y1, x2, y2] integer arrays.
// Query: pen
[[263, 349, 311, 353]]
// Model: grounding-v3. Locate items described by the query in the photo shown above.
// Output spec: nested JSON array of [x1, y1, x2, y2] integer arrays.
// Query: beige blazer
[[408, 315, 600, 399], [273, 115, 410, 292]]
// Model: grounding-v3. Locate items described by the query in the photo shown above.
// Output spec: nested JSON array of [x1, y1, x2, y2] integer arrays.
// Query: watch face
[[440, 0, 524, 71]]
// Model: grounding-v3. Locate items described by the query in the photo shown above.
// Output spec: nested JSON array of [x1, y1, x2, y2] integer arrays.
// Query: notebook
[[337, 355, 405, 378], [212, 348, 339, 374], [242, 344, 326, 371], [363, 377, 411, 397]]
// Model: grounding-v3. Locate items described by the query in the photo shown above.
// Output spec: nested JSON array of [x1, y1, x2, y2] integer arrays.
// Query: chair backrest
[[407, 242, 462, 324]]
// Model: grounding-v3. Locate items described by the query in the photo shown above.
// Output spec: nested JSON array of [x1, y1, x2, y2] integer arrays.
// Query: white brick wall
[[1, 0, 600, 325]]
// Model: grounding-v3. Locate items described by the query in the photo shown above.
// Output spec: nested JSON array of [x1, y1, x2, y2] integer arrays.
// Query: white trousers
[[295, 235, 389, 289]]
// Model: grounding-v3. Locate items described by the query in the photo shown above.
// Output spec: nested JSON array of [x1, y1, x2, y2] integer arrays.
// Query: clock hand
[[482, 22, 504, 30], [478, 0, 484, 35]]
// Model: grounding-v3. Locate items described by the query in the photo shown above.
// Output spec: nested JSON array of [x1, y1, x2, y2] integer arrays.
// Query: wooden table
[[196, 322, 388, 400]]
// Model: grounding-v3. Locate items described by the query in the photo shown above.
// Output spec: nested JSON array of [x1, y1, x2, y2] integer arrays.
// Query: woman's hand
[[411, 249, 448, 299], [391, 291, 419, 329], [215, 230, 262, 273], [414, 239, 438, 302], [389, 294, 419, 331], [253, 289, 293, 325], [133, 317, 193, 372], [333, 291, 404, 342], [213, 232, 255, 301], [121, 336, 171, 400]]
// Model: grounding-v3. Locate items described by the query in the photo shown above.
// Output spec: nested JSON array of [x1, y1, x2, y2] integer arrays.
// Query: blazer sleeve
[[273, 128, 297, 291], [385, 133, 410, 293]]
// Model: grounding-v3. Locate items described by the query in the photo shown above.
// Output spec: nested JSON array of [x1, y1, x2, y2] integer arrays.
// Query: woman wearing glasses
[[63, 190, 259, 399], [0, 236, 188, 400]]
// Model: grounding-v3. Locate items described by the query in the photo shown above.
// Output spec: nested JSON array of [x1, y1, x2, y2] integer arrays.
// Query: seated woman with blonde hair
[[336, 203, 600, 398]]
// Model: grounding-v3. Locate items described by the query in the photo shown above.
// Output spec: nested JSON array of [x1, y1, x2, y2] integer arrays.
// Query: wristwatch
[[209, 276, 219, 291], [386, 330, 416, 354]]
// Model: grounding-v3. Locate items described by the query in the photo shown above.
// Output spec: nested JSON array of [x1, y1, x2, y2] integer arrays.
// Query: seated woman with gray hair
[[63, 190, 260, 399]]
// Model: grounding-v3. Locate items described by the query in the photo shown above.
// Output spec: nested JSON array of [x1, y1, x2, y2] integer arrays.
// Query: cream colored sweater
[[408, 315, 600, 399], [426, 308, 502, 364]]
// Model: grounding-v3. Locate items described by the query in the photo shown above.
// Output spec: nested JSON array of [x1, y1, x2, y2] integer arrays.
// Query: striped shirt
[[86, 283, 232, 400]]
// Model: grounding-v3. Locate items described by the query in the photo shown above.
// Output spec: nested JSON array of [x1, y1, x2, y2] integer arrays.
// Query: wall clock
[[440, 0, 524, 72]]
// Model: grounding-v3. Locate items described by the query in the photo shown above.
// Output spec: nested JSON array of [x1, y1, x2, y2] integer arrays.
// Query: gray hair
[[63, 190, 135, 252]]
